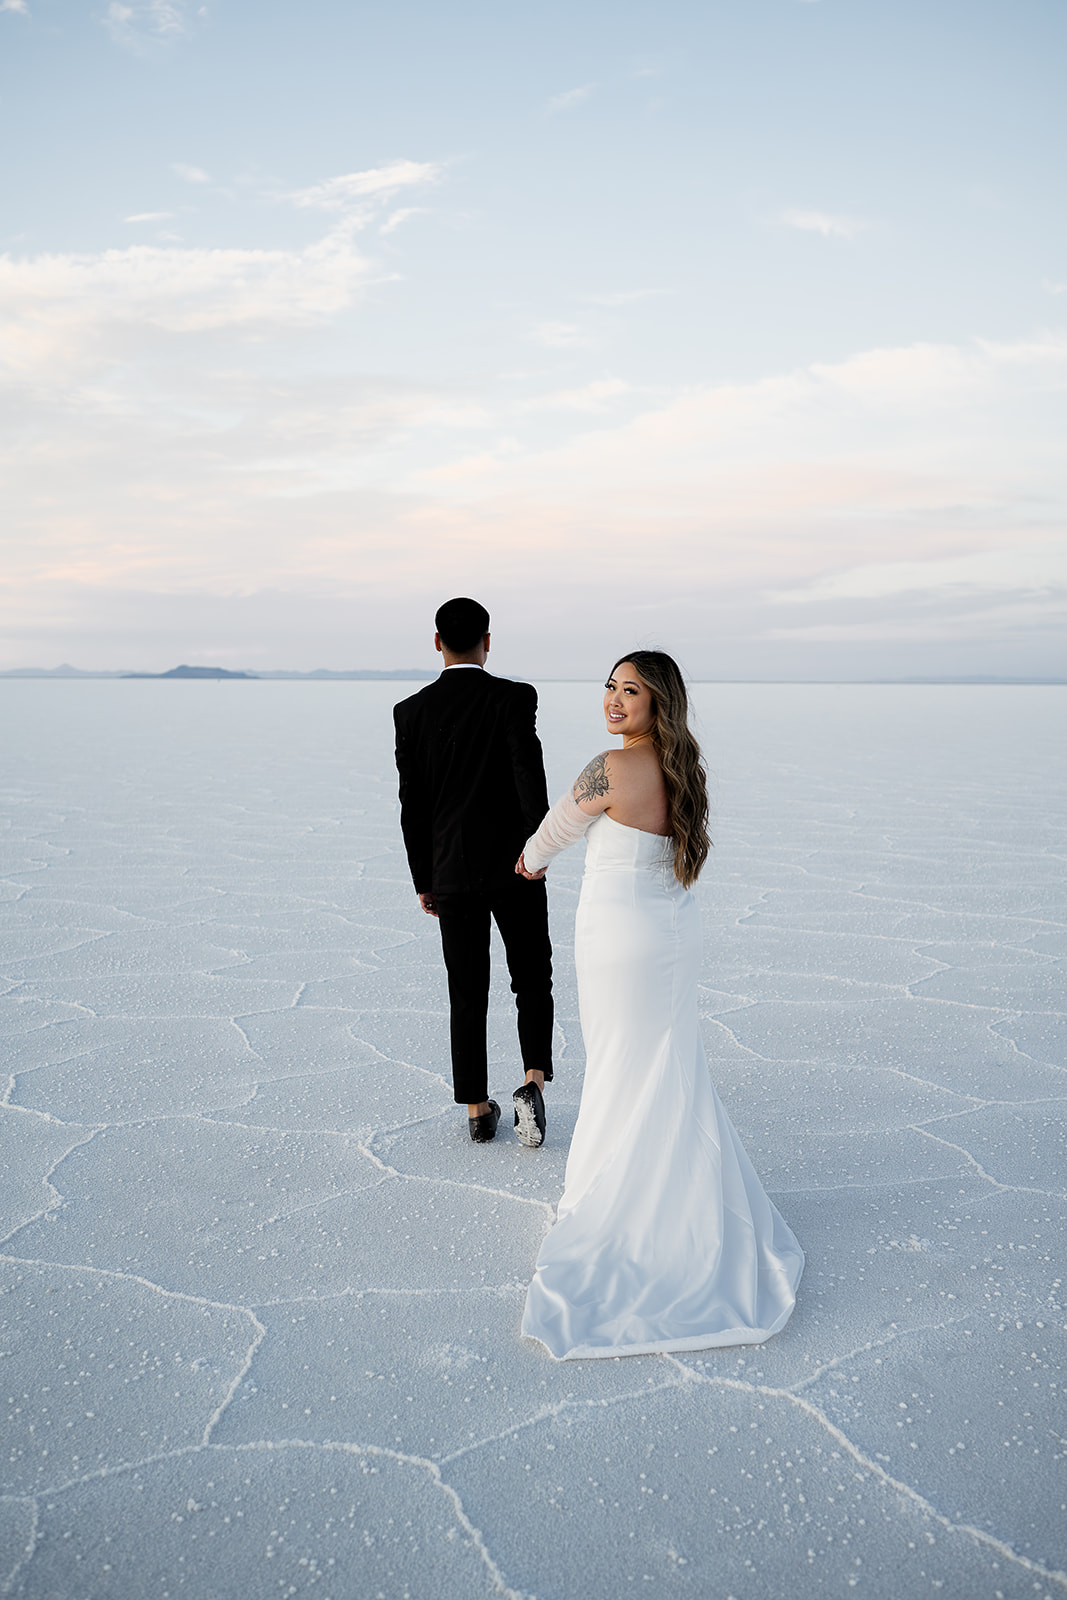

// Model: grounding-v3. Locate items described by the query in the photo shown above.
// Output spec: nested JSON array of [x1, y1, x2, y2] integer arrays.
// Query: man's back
[[394, 669, 549, 895]]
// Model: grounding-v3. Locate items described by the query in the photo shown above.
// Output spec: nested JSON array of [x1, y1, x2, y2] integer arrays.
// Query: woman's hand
[[515, 852, 546, 881]]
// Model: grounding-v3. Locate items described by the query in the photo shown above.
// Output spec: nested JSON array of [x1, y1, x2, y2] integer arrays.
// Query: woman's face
[[603, 662, 656, 742]]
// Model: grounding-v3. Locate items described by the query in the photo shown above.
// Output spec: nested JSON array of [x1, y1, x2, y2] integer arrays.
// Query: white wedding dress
[[522, 812, 803, 1360]]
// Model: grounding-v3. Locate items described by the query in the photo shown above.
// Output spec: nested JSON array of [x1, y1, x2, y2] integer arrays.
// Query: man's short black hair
[[435, 597, 490, 654]]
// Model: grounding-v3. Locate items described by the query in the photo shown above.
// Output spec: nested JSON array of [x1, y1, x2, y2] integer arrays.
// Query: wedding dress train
[[522, 813, 803, 1360]]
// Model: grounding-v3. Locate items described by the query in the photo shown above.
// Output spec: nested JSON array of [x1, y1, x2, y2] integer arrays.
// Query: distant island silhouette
[[122, 664, 254, 680]]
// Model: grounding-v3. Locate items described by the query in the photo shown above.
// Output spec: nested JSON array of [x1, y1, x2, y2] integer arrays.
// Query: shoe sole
[[513, 1087, 545, 1149]]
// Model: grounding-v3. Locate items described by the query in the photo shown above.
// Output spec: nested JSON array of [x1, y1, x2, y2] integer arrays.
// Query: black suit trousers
[[436, 875, 553, 1105]]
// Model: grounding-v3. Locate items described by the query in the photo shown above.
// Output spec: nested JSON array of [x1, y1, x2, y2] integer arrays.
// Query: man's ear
[[434, 633, 444, 654], [483, 632, 491, 657]]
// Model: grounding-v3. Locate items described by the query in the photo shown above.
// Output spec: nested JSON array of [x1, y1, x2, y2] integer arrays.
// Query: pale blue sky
[[2, 0, 1065, 677]]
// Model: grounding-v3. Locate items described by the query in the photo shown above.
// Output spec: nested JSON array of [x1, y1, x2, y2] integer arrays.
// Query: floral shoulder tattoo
[[573, 753, 610, 804]]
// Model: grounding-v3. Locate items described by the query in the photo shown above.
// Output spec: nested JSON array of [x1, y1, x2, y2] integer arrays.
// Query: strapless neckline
[[599, 811, 671, 841]]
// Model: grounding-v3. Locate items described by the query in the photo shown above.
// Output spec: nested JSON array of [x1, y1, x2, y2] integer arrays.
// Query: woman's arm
[[516, 755, 614, 877], [516, 752, 623, 877]]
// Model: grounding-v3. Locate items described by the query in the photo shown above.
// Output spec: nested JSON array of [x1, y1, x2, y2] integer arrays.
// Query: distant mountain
[[122, 664, 255, 680], [1, 664, 434, 680], [0, 664, 126, 678]]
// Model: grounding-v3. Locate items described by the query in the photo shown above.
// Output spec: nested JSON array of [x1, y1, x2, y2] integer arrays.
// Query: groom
[[393, 597, 553, 1146]]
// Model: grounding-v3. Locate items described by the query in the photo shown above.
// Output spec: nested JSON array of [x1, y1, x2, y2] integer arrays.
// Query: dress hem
[[522, 1261, 804, 1361], [523, 1320, 794, 1362]]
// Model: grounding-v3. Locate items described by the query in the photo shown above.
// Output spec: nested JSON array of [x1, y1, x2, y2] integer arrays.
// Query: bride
[[516, 651, 803, 1360]]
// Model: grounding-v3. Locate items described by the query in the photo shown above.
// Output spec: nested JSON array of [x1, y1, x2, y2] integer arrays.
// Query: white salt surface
[[1, 678, 1065, 1599]]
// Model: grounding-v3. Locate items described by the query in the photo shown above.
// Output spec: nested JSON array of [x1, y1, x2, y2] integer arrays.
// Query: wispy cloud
[[1042, 278, 1067, 295], [531, 322, 591, 349], [380, 207, 425, 236], [0, 226, 380, 374], [769, 541, 1067, 605], [546, 84, 595, 114], [124, 211, 175, 223], [106, 0, 189, 47], [781, 207, 867, 239], [582, 289, 670, 308], [521, 377, 633, 413], [760, 594, 1067, 646], [283, 161, 441, 213], [171, 162, 210, 184], [1, 1, 29, 15]]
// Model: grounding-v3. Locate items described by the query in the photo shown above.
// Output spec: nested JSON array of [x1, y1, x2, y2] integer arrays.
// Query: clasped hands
[[417, 854, 543, 916]]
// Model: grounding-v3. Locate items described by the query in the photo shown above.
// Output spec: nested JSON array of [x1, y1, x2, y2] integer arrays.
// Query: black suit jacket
[[394, 669, 550, 895]]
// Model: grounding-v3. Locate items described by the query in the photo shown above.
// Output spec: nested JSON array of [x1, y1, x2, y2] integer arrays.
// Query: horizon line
[[2, 667, 1066, 687]]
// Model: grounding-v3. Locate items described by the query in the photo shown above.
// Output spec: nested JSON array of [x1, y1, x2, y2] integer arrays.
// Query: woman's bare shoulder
[[612, 742, 662, 778], [572, 750, 615, 807]]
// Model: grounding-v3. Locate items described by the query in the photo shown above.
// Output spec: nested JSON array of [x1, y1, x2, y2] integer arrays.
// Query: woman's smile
[[603, 662, 656, 743]]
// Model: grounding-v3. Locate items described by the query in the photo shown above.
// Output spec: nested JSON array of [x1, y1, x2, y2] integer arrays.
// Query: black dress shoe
[[513, 1081, 546, 1148], [469, 1100, 501, 1143]]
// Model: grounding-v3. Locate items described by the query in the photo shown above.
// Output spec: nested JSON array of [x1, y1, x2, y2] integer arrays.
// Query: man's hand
[[515, 852, 546, 881], [418, 892, 439, 917]]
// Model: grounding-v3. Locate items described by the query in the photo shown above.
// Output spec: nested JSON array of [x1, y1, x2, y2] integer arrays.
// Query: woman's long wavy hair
[[612, 650, 710, 888]]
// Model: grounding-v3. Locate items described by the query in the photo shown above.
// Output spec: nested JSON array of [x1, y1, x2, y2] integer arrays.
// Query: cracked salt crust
[[0, 678, 1065, 1599]]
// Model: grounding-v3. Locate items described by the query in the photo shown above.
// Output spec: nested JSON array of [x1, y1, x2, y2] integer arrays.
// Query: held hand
[[418, 892, 439, 917], [515, 852, 546, 881]]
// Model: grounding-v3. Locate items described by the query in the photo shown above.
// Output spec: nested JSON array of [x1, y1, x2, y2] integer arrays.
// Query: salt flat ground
[[1, 679, 1065, 1600]]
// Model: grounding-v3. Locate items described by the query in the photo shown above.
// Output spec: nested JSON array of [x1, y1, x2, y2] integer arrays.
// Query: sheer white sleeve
[[523, 791, 597, 873]]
